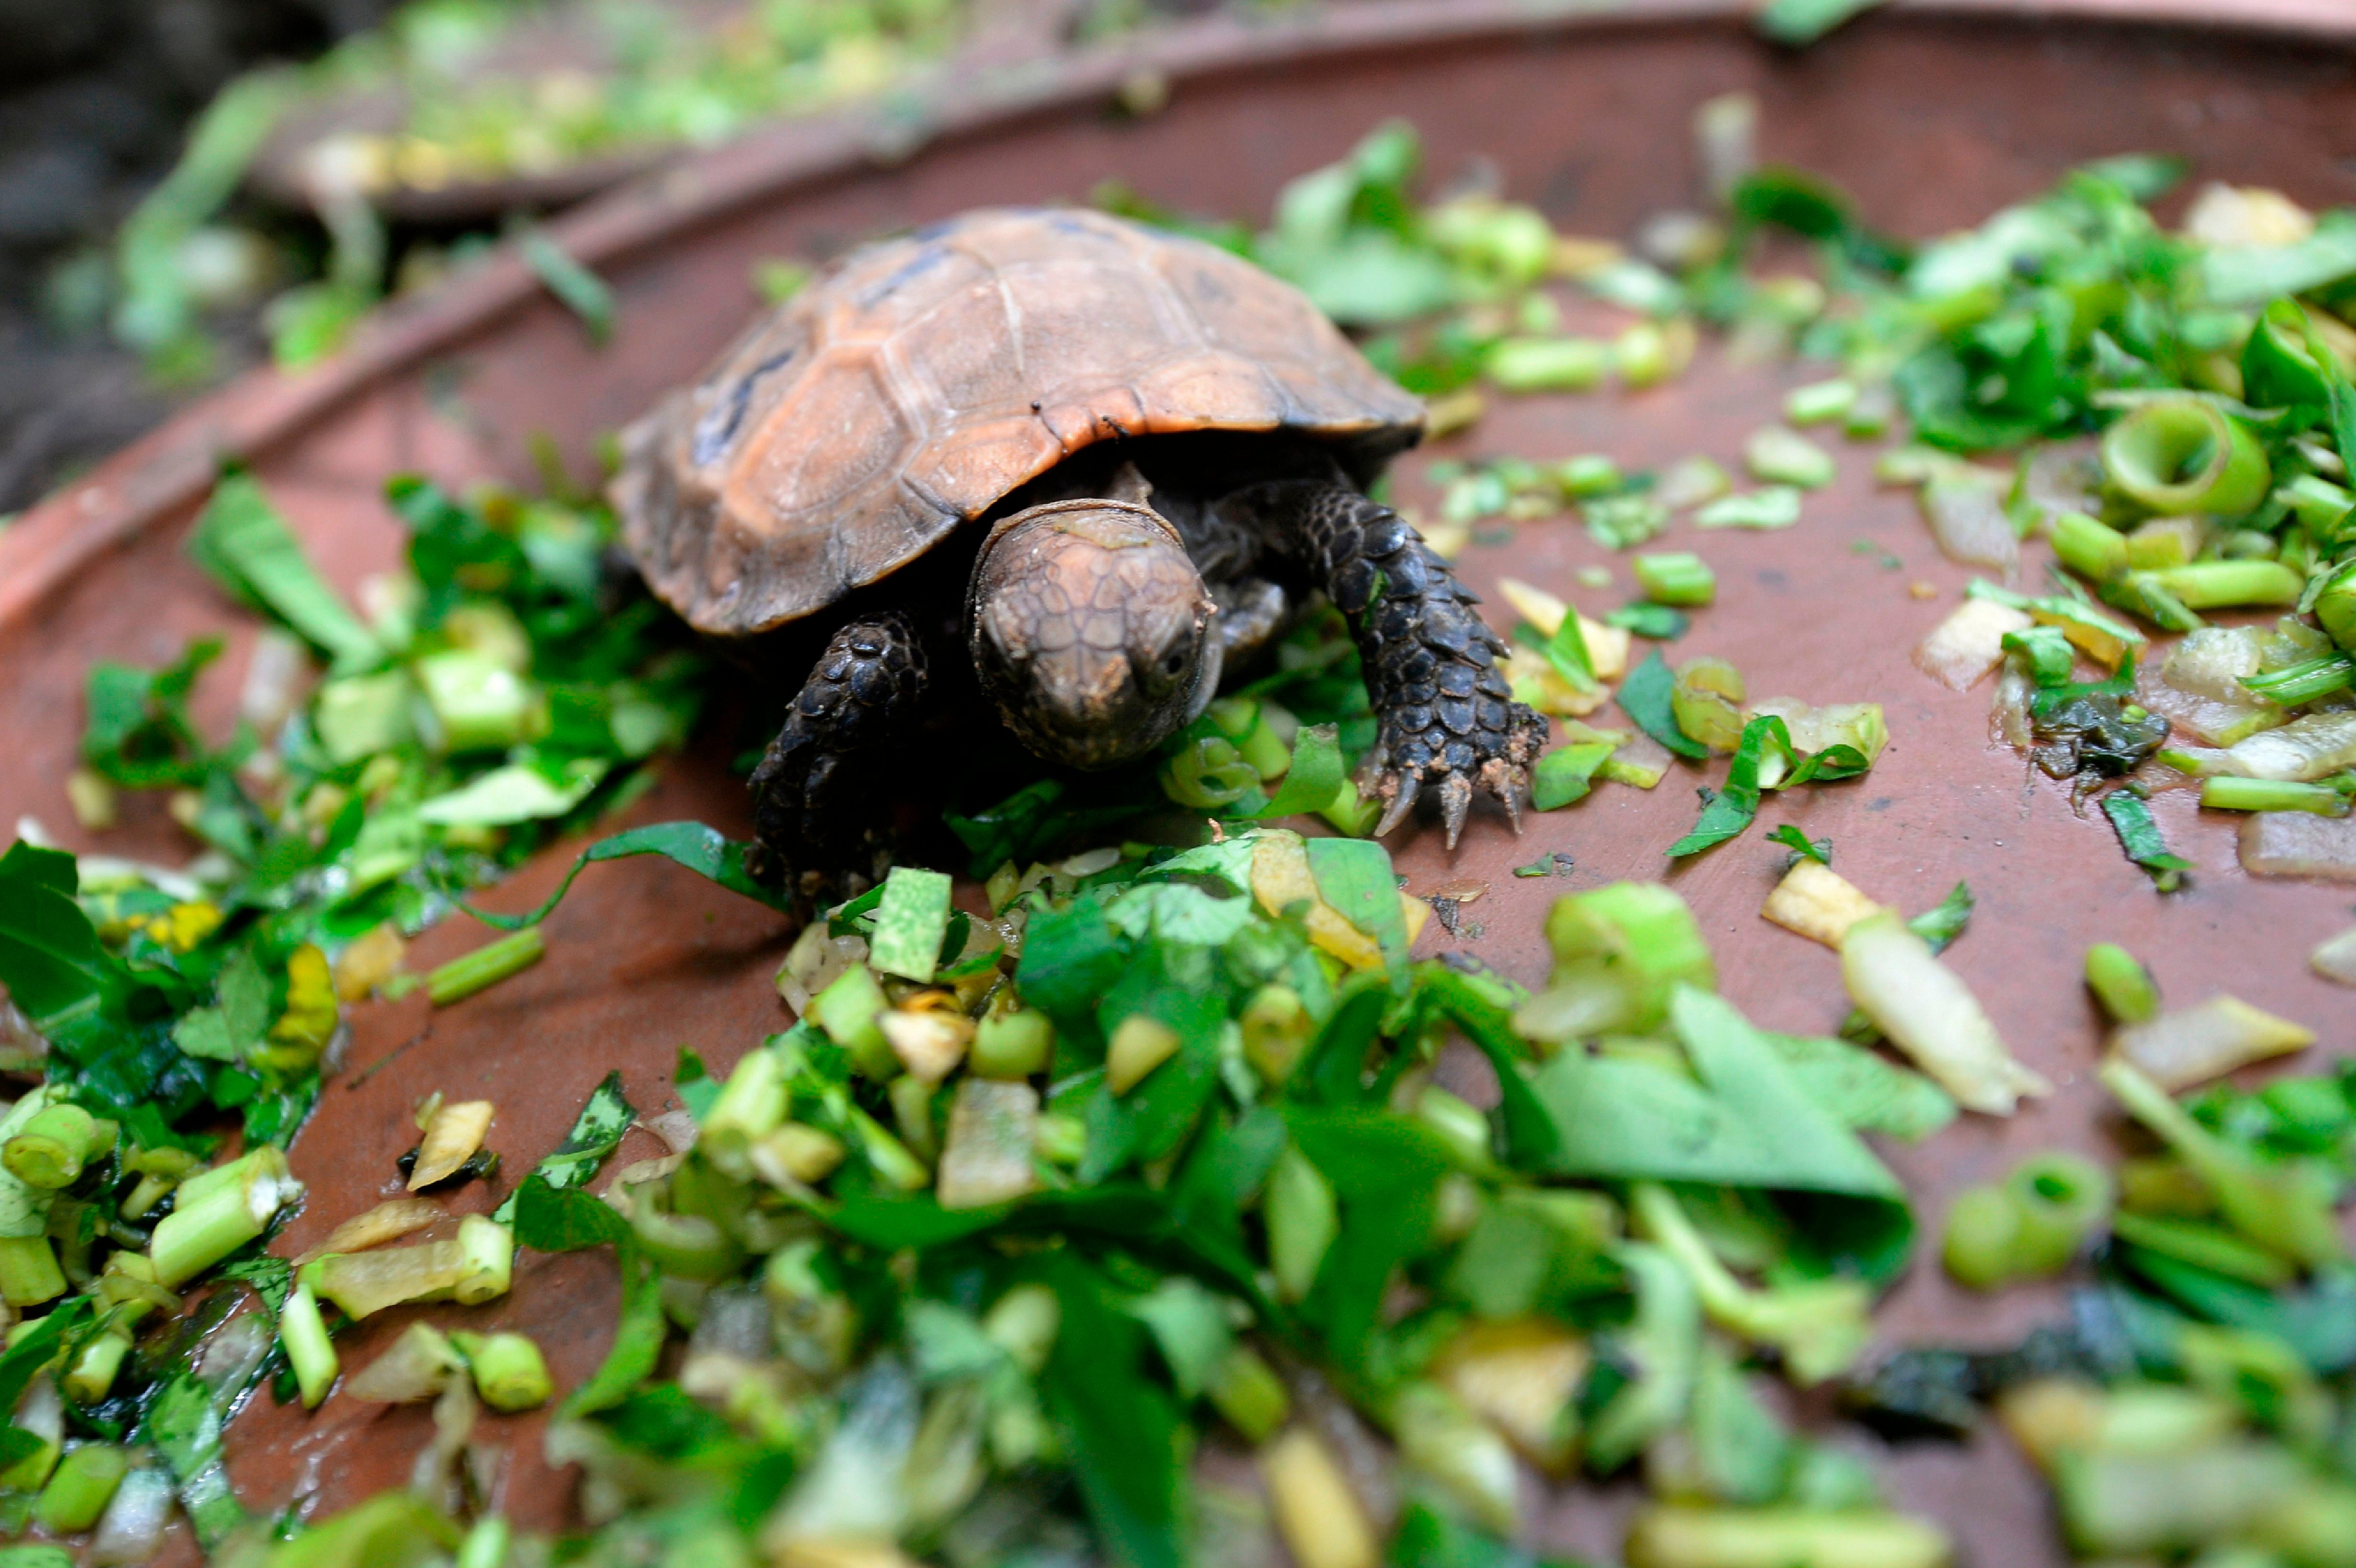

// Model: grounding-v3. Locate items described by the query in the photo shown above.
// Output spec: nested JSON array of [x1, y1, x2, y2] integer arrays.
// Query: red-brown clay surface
[[3, 3, 2353, 1560]]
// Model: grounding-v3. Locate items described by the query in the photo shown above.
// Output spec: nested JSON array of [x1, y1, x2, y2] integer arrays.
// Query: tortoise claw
[[1483, 758, 1526, 836], [1360, 720, 1541, 850], [1439, 772, 1474, 851], [1372, 773, 1419, 839]]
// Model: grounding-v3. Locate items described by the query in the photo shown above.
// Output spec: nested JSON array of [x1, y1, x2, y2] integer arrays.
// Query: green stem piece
[[1633, 552, 1717, 607], [2084, 943, 2160, 1024], [2201, 777, 2352, 816], [2100, 396, 2271, 517], [2145, 560, 2304, 610], [281, 1283, 339, 1409], [426, 928, 546, 1007], [2314, 560, 2356, 650], [2240, 654, 2356, 707], [2049, 510, 2127, 582], [62, 1331, 132, 1404], [150, 1146, 303, 1289], [0, 1236, 65, 1307], [2, 1104, 107, 1191], [452, 1331, 552, 1412], [2099, 1057, 2346, 1270], [34, 1443, 129, 1535]]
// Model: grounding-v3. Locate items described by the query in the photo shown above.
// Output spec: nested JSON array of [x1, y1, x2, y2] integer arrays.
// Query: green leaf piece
[[513, 1173, 631, 1253], [218, 1255, 294, 1315], [2101, 792, 2192, 893], [1532, 742, 1615, 811], [81, 639, 230, 788], [1762, 1032, 1957, 1141], [171, 948, 271, 1063], [1618, 650, 1710, 761], [187, 471, 377, 670], [492, 1070, 635, 1225], [465, 821, 793, 931], [1767, 825, 1831, 866], [1530, 987, 1907, 1203], [520, 232, 617, 345], [1251, 723, 1347, 820], [559, 1247, 664, 1419], [1754, 0, 1888, 46], [1305, 836, 1408, 969]]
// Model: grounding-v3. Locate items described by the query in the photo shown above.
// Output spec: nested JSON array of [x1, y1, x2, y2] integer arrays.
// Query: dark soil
[[0, 0, 397, 513]]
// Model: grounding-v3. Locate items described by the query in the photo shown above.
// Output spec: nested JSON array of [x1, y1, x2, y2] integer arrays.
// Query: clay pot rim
[[3, 0, 2344, 638]]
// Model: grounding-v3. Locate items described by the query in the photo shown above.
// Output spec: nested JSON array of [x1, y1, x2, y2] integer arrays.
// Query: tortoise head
[[968, 499, 1218, 770]]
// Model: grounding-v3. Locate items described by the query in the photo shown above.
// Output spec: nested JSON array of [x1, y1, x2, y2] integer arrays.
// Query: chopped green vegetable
[[1668, 715, 1870, 859], [2101, 1057, 2346, 1270], [868, 866, 954, 983], [1744, 427, 1838, 489], [1634, 552, 1717, 607], [2200, 776, 2352, 815], [2100, 395, 2271, 517], [1694, 487, 1804, 530], [519, 232, 616, 345], [188, 472, 379, 670], [1609, 601, 1692, 639], [2084, 943, 2160, 1024], [1785, 378, 1860, 425], [1621, 649, 1712, 761], [425, 927, 546, 1006], [1531, 741, 1615, 811], [2101, 792, 2192, 893], [493, 1070, 634, 1227]]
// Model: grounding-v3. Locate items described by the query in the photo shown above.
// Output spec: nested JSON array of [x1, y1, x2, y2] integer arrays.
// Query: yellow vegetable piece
[[878, 1008, 973, 1086], [1506, 645, 1611, 717], [297, 1197, 446, 1264], [270, 944, 339, 1054], [1495, 578, 1632, 681], [332, 925, 408, 1002], [1250, 831, 1385, 970], [1434, 1317, 1591, 1471], [148, 902, 225, 953], [772, 1543, 924, 1568], [1107, 1016, 1181, 1095], [1261, 1428, 1379, 1568], [2110, 996, 2316, 1091], [1399, 892, 1430, 947], [2028, 599, 2142, 670], [408, 1100, 494, 1190], [1625, 1506, 1952, 1568], [1761, 861, 1884, 949], [1840, 912, 2052, 1116]]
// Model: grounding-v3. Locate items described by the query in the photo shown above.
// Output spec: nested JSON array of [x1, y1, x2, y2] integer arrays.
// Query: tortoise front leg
[[747, 611, 930, 900], [1234, 479, 1546, 849]]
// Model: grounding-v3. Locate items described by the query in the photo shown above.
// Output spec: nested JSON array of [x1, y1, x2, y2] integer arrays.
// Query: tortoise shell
[[614, 207, 1424, 637]]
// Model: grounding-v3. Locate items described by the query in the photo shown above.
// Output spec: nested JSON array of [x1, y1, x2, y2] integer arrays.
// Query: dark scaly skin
[[746, 467, 1538, 891], [1231, 479, 1546, 848], [966, 500, 1214, 771], [746, 611, 930, 900]]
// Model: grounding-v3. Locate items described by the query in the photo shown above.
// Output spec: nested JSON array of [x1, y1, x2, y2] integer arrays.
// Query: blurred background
[[0, 0, 1277, 518], [0, 0, 2308, 522]]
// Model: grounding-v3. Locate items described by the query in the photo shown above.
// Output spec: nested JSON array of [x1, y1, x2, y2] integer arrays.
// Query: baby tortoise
[[614, 207, 1544, 893]]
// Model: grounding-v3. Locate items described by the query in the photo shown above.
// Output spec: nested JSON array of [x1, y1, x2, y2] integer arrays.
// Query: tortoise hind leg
[[1232, 479, 1546, 850], [748, 612, 930, 900]]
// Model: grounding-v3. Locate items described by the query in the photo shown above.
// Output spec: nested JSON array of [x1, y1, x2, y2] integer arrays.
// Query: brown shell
[[614, 207, 1424, 636]]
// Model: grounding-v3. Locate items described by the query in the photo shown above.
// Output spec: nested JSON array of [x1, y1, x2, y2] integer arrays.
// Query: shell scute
[[619, 207, 1421, 636], [726, 349, 918, 536]]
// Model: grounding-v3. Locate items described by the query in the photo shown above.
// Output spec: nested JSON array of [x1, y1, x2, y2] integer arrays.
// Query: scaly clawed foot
[[1362, 697, 1547, 849]]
